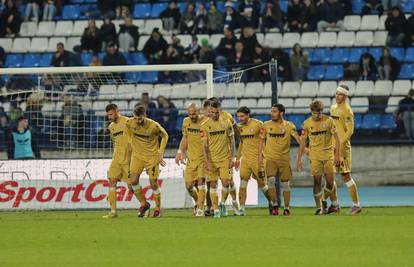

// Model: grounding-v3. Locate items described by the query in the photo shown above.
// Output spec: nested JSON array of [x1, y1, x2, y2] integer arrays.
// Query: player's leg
[[129, 157, 150, 217], [146, 162, 161, 217], [208, 165, 220, 218], [195, 165, 206, 216], [238, 161, 251, 215], [311, 159, 324, 215], [103, 162, 122, 218], [219, 163, 232, 217], [279, 163, 293, 215], [342, 173, 362, 214], [265, 160, 279, 214], [205, 181, 212, 216], [184, 165, 198, 211], [323, 160, 339, 214], [228, 169, 239, 212]]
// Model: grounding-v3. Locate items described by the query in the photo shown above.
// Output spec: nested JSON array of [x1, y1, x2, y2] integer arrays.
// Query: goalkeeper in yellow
[[175, 103, 207, 216], [297, 100, 341, 215], [126, 105, 169, 218], [103, 104, 132, 219], [201, 101, 236, 218], [324, 85, 362, 215]]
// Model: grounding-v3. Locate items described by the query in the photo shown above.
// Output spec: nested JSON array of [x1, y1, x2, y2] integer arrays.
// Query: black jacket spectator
[[51, 43, 73, 67], [118, 20, 139, 50], [228, 41, 251, 70], [238, 0, 261, 29], [103, 44, 127, 66], [0, 0, 22, 37], [223, 3, 238, 29], [207, 3, 223, 34], [318, 0, 344, 23], [239, 27, 259, 63], [100, 18, 117, 48], [216, 28, 237, 59], [300, 0, 317, 32], [385, 7, 406, 47], [378, 47, 400, 81], [0, 46, 5, 66], [81, 19, 102, 53], [183, 36, 201, 63], [288, 0, 303, 32], [160, 1, 181, 31], [199, 40, 215, 64], [193, 4, 208, 34], [98, 0, 116, 18], [156, 95, 178, 135], [143, 28, 168, 64], [359, 53, 378, 81], [362, 0, 384, 15], [252, 45, 272, 82], [273, 48, 292, 81], [406, 10, 414, 46], [261, 0, 284, 32], [179, 4, 196, 34]]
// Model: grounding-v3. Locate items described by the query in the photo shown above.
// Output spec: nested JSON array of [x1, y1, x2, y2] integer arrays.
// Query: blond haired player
[[201, 101, 235, 218], [263, 104, 301, 216], [234, 106, 277, 216], [103, 104, 132, 219], [175, 103, 208, 216], [325, 85, 362, 215], [126, 105, 169, 218], [297, 100, 341, 215]]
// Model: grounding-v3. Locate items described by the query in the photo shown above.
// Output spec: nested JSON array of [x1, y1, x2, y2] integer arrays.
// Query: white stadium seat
[[0, 38, 13, 52], [41, 102, 56, 112], [278, 98, 294, 113], [111, 101, 129, 111], [263, 33, 282, 48], [350, 97, 369, 113], [378, 15, 387, 30], [373, 31, 388, 46], [239, 98, 257, 109], [318, 32, 337, 47], [172, 99, 184, 109], [175, 34, 192, 48], [20, 22, 37, 37], [222, 99, 238, 109], [143, 19, 164, 35], [392, 80, 412, 96], [373, 81, 393, 96], [36, 21, 55, 36], [281, 82, 301, 98], [152, 84, 173, 98], [318, 81, 337, 97], [354, 81, 374, 96], [93, 101, 110, 114], [300, 81, 319, 97], [300, 32, 319, 48], [171, 86, 190, 99], [385, 97, 404, 113], [281, 32, 300, 48], [78, 101, 92, 111], [12, 38, 30, 53], [344, 15, 361, 31], [262, 82, 276, 98], [99, 85, 117, 100], [73, 20, 88, 36], [256, 33, 265, 45], [133, 19, 146, 31], [30, 37, 48, 52], [318, 97, 332, 108], [360, 15, 379, 31], [336, 31, 355, 47], [210, 34, 223, 48], [213, 83, 227, 98], [138, 35, 150, 51], [189, 83, 207, 99], [66, 37, 81, 52], [225, 83, 245, 98], [293, 98, 313, 114], [47, 37, 66, 52], [245, 82, 264, 98], [117, 84, 137, 99], [55, 21, 74, 36], [136, 84, 154, 96], [355, 31, 373, 46], [257, 98, 272, 109]]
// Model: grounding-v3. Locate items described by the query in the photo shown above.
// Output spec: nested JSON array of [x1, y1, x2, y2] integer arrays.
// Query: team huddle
[[103, 85, 362, 218]]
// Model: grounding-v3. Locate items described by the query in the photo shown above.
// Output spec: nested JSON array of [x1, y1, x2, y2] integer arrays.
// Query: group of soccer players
[[103, 84, 362, 218]]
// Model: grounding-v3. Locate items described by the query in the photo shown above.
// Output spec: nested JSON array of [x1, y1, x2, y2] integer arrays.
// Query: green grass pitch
[[1, 207, 413, 267]]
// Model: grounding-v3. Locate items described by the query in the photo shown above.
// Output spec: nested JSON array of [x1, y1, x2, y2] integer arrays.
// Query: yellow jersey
[[221, 111, 235, 126], [330, 102, 354, 152], [108, 115, 130, 165], [237, 118, 263, 162], [201, 116, 234, 163], [302, 115, 337, 161], [182, 115, 207, 162], [263, 120, 297, 162], [125, 117, 168, 158]]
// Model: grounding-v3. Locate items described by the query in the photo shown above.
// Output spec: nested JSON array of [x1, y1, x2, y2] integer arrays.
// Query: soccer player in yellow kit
[[103, 104, 132, 219], [175, 103, 208, 216], [297, 100, 341, 215], [325, 85, 362, 215], [126, 105, 169, 218], [234, 106, 278, 216], [201, 101, 235, 218], [262, 104, 301, 216]]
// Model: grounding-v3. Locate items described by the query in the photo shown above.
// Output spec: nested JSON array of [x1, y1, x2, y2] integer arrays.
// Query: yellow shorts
[[185, 159, 205, 183], [206, 161, 231, 182], [107, 161, 130, 183], [130, 156, 160, 180], [266, 159, 292, 181], [240, 160, 266, 182], [310, 158, 335, 176], [337, 148, 352, 174]]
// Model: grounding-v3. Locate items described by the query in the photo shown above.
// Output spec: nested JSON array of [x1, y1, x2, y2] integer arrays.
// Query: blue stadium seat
[[253, 114, 271, 121], [324, 65, 344, 80], [288, 115, 306, 130], [215, 1, 225, 12], [380, 114, 397, 130], [22, 54, 41, 67], [349, 48, 367, 63], [399, 64, 414, 79], [62, 5, 81, 20], [311, 48, 331, 64], [352, 0, 364, 14], [133, 3, 152, 19], [141, 71, 159, 83], [127, 52, 148, 65], [362, 114, 381, 130], [354, 114, 363, 129], [330, 48, 349, 64], [5, 54, 24, 67], [39, 53, 53, 67], [125, 72, 141, 83], [404, 47, 414, 62], [401, 0, 414, 13], [368, 47, 382, 62], [151, 3, 168, 18], [177, 2, 187, 13], [279, 0, 288, 13], [81, 53, 93, 66], [307, 65, 325, 80], [390, 47, 405, 62]]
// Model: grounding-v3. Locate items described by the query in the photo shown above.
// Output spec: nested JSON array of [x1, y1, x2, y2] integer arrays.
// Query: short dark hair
[[208, 97, 221, 108], [338, 85, 349, 91], [272, 103, 285, 113], [310, 100, 324, 112], [105, 103, 118, 112], [203, 99, 211, 108], [237, 106, 250, 115], [57, 42, 64, 48], [17, 116, 27, 123], [134, 105, 146, 116], [142, 92, 149, 97], [210, 101, 220, 109]]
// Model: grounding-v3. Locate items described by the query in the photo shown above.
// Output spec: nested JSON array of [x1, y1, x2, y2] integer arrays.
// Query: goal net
[[0, 63, 260, 211]]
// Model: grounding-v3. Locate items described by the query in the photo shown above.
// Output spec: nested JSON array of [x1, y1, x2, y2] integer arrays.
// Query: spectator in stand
[[223, 1, 238, 29], [81, 19, 102, 54], [160, 0, 181, 33], [0, 45, 5, 66], [193, 3, 208, 34], [88, 55, 103, 92], [288, 0, 303, 32], [0, 0, 22, 37], [301, 0, 317, 32], [215, 27, 237, 68], [385, 6, 406, 47], [137, 92, 157, 119], [60, 95, 84, 147], [156, 95, 178, 136], [406, 8, 414, 46], [143, 28, 168, 64], [171, 34, 184, 59], [7, 116, 41, 160], [98, 0, 116, 19], [290, 43, 309, 81], [199, 39, 215, 64], [42, 0, 56, 21], [359, 53, 378, 80], [8, 102, 23, 126], [25, 0, 41, 22], [159, 45, 182, 83], [116, 0, 133, 19], [362, 0, 384, 15], [239, 26, 259, 63], [228, 41, 251, 73], [238, 0, 260, 29], [118, 16, 139, 52], [0, 107, 9, 129], [252, 44, 271, 82], [100, 16, 117, 50], [183, 35, 200, 63], [102, 42, 127, 66], [261, 0, 284, 33], [378, 47, 400, 80], [397, 89, 414, 139], [317, 0, 345, 32], [24, 96, 43, 131], [51, 43, 74, 67], [179, 3, 195, 34], [207, 2, 223, 34]]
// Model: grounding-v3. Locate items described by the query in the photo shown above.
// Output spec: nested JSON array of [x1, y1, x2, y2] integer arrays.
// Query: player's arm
[[332, 120, 341, 167], [234, 140, 243, 170], [124, 122, 133, 163], [296, 127, 308, 171], [258, 126, 266, 168], [175, 136, 188, 165], [227, 123, 236, 168], [342, 111, 355, 143], [158, 124, 169, 166]]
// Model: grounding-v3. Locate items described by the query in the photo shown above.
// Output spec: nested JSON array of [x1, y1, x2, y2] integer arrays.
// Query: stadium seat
[[239, 98, 257, 109], [263, 33, 282, 48], [288, 114, 306, 130], [36, 21, 55, 37], [111, 101, 129, 112], [324, 65, 344, 80], [213, 83, 227, 98], [319, 97, 332, 107], [30, 38, 48, 53], [245, 82, 264, 98], [368, 47, 382, 61], [133, 19, 146, 31], [80, 53, 92, 66], [41, 102, 56, 112], [380, 114, 397, 129], [222, 99, 238, 110], [279, 0, 289, 13], [378, 15, 387, 30], [133, 3, 152, 19], [210, 34, 223, 48], [151, 3, 168, 18], [19, 22, 37, 37], [336, 31, 355, 47], [352, 0, 364, 14], [117, 84, 137, 100], [401, 0, 414, 13], [350, 97, 369, 113], [72, 20, 88, 36], [293, 98, 313, 114], [188, 83, 207, 99], [318, 81, 337, 97], [330, 48, 350, 63], [143, 19, 164, 34], [399, 64, 414, 79], [0, 38, 12, 52], [22, 53, 41, 67], [257, 98, 272, 110], [39, 53, 53, 67], [99, 85, 117, 100], [318, 32, 337, 47], [385, 97, 404, 113], [355, 80, 374, 96], [281, 81, 301, 97], [281, 33, 300, 48], [392, 80, 412, 96], [124, 72, 141, 83], [262, 82, 274, 98], [300, 81, 319, 97], [62, 5, 81, 20], [47, 37, 66, 52], [307, 65, 325, 80], [404, 47, 414, 62], [55, 21, 74, 36], [354, 113, 363, 129], [66, 37, 81, 52], [141, 71, 159, 83], [256, 33, 265, 45], [300, 32, 319, 48], [355, 31, 373, 46], [138, 35, 151, 50], [373, 31, 388, 46], [338, 80, 356, 96], [312, 48, 331, 64], [5, 54, 24, 67], [390, 48, 405, 62], [278, 98, 294, 113], [127, 52, 147, 65], [11, 38, 30, 53], [349, 47, 368, 63], [360, 15, 379, 30], [362, 114, 381, 129], [225, 83, 245, 98], [175, 34, 192, 48], [344, 15, 361, 31], [373, 81, 393, 96]]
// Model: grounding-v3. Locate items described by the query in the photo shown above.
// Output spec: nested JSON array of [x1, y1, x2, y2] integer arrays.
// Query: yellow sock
[[188, 188, 198, 203], [197, 185, 206, 210], [330, 182, 338, 204], [346, 179, 360, 206], [283, 190, 291, 209], [268, 187, 277, 206], [108, 187, 116, 212], [229, 184, 237, 201], [314, 192, 322, 208], [210, 188, 219, 211], [133, 186, 146, 206], [221, 186, 230, 203], [153, 188, 161, 209]]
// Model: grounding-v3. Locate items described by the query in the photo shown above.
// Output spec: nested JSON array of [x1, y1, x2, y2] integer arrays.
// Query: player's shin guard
[[221, 186, 230, 203], [267, 177, 277, 206], [210, 188, 219, 211], [314, 191, 323, 208], [197, 184, 206, 210], [281, 181, 291, 209], [323, 186, 332, 201], [153, 187, 161, 209], [132, 184, 146, 206], [346, 178, 360, 207], [187, 187, 198, 203], [239, 180, 248, 207], [108, 186, 117, 213]]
